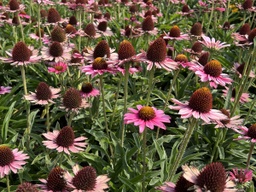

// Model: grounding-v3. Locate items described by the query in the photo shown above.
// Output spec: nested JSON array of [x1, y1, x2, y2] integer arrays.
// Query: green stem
[[18, 15, 25, 42], [210, 129, 222, 162], [142, 128, 147, 192], [46, 104, 50, 131], [67, 111, 75, 126], [168, 118, 197, 181], [121, 63, 130, 147], [206, 0, 215, 35], [146, 66, 155, 105], [6, 175, 10, 192], [37, 4, 42, 46], [246, 142, 255, 169]]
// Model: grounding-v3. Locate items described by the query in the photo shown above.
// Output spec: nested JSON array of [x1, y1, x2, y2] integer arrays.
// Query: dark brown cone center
[[138, 106, 156, 121], [118, 40, 136, 60], [81, 83, 93, 93], [51, 26, 66, 42], [236, 63, 245, 75], [146, 38, 166, 62], [47, 8, 61, 23], [92, 57, 108, 70], [97, 21, 107, 32], [63, 88, 82, 109], [175, 54, 188, 63], [243, 0, 253, 9], [36, 82, 52, 100], [198, 52, 210, 66], [169, 26, 181, 37], [247, 124, 256, 139], [220, 109, 230, 124], [49, 42, 64, 57], [93, 40, 110, 59], [72, 166, 97, 190], [0, 146, 14, 166], [84, 23, 96, 37], [175, 176, 194, 192], [142, 16, 154, 31], [203, 60, 222, 77], [191, 42, 203, 53], [9, 0, 19, 10], [56, 126, 75, 147], [46, 167, 66, 191], [248, 28, 256, 42], [12, 42, 31, 62], [16, 182, 39, 192], [69, 16, 77, 25], [239, 23, 250, 35], [190, 22, 202, 36]]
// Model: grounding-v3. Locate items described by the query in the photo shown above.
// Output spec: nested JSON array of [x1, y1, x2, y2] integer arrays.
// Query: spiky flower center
[[138, 106, 156, 121], [197, 162, 226, 192], [243, 0, 253, 9], [236, 63, 245, 75], [47, 167, 66, 191], [169, 25, 181, 37], [182, 4, 190, 12], [188, 87, 212, 113], [118, 40, 136, 60], [142, 16, 154, 31], [12, 16, 20, 25], [191, 42, 203, 53], [36, 82, 52, 100], [190, 22, 202, 36], [16, 182, 39, 192], [72, 166, 97, 190], [204, 60, 222, 77], [92, 57, 108, 70], [9, 0, 19, 10], [175, 176, 194, 192], [247, 124, 256, 139], [49, 42, 63, 57], [198, 52, 210, 66], [12, 42, 31, 62], [54, 65, 64, 71], [65, 24, 76, 34], [146, 37, 166, 62], [0, 146, 14, 166], [69, 16, 77, 25], [56, 126, 75, 147], [47, 8, 61, 23], [51, 26, 66, 42], [63, 88, 82, 109], [220, 109, 230, 124], [223, 22, 230, 30], [36, 29, 44, 37], [239, 23, 250, 35], [81, 83, 93, 93], [248, 28, 256, 42], [175, 54, 188, 62], [97, 21, 107, 32], [84, 23, 96, 37], [93, 40, 110, 59]]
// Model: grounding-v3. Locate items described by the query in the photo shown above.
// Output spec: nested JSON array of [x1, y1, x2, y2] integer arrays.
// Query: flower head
[[0, 86, 11, 94], [65, 164, 110, 192], [48, 61, 68, 74], [222, 87, 250, 104], [124, 105, 171, 133], [43, 126, 87, 154], [24, 82, 60, 105], [169, 87, 227, 123], [199, 35, 230, 50], [234, 123, 256, 143], [229, 168, 253, 184], [163, 25, 189, 41], [80, 82, 100, 98], [190, 22, 203, 37], [16, 182, 39, 192], [0, 145, 29, 178]]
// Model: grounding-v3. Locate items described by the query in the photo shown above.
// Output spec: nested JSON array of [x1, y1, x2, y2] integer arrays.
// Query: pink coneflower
[[0, 145, 29, 178], [43, 126, 87, 154], [80, 82, 100, 98], [95, 21, 113, 36], [199, 35, 230, 50], [182, 162, 236, 191], [137, 37, 179, 71], [4, 0, 25, 13], [29, 28, 49, 42], [16, 182, 39, 192], [120, 25, 142, 38], [0, 86, 11, 94], [233, 62, 255, 78], [190, 60, 233, 88], [169, 87, 227, 124], [233, 124, 256, 143], [177, 4, 194, 16], [139, 15, 158, 35], [190, 22, 203, 38], [163, 25, 189, 41], [80, 57, 116, 77], [213, 109, 244, 129], [64, 164, 110, 192], [184, 42, 203, 56], [24, 82, 60, 105], [124, 105, 171, 133], [0, 41, 41, 66], [80, 23, 101, 38], [156, 175, 194, 192], [48, 61, 68, 74], [222, 87, 250, 103], [38, 167, 71, 192], [173, 54, 193, 68], [229, 168, 253, 184]]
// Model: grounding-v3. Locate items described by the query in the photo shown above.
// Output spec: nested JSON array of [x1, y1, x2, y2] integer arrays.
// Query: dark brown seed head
[[84, 23, 96, 37], [142, 16, 154, 31], [188, 87, 212, 113], [94, 13, 102, 19], [236, 63, 245, 75], [40, 9, 48, 18], [197, 162, 226, 192], [12, 16, 20, 25], [104, 12, 111, 20], [0, 145, 14, 166], [49, 42, 63, 57], [47, 8, 61, 23], [144, 10, 152, 17], [223, 22, 230, 30], [118, 40, 136, 60], [9, 0, 19, 10], [2, 12, 9, 20], [56, 126, 75, 147], [36, 82, 52, 100], [12, 42, 31, 62], [169, 25, 181, 37], [129, 4, 138, 13], [97, 21, 107, 32], [242, 0, 253, 9], [65, 24, 77, 34], [69, 15, 77, 25], [72, 166, 97, 190], [239, 23, 251, 35], [247, 124, 256, 139], [175, 54, 188, 62], [92, 57, 108, 70], [182, 4, 190, 12], [93, 40, 110, 59], [16, 182, 39, 192], [51, 25, 66, 42], [36, 28, 44, 37], [75, 0, 87, 4], [248, 28, 256, 42], [175, 175, 194, 192], [191, 41, 203, 53], [63, 88, 82, 110], [122, 0, 129, 3], [46, 167, 66, 191], [81, 83, 93, 93], [138, 106, 156, 121], [70, 49, 81, 63], [190, 22, 203, 36], [220, 109, 230, 124], [146, 37, 167, 62], [204, 60, 222, 77], [198, 52, 210, 66]]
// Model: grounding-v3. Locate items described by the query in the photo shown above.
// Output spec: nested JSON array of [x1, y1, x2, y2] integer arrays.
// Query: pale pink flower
[[24, 82, 60, 105], [48, 61, 68, 74], [233, 62, 255, 78], [0, 145, 29, 178], [0, 86, 11, 94], [156, 176, 193, 192], [229, 168, 253, 184], [233, 124, 256, 143], [65, 164, 110, 192], [124, 105, 171, 133], [169, 87, 227, 124], [43, 126, 87, 155], [199, 35, 230, 50], [222, 87, 250, 103], [80, 82, 100, 98], [163, 25, 189, 41]]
